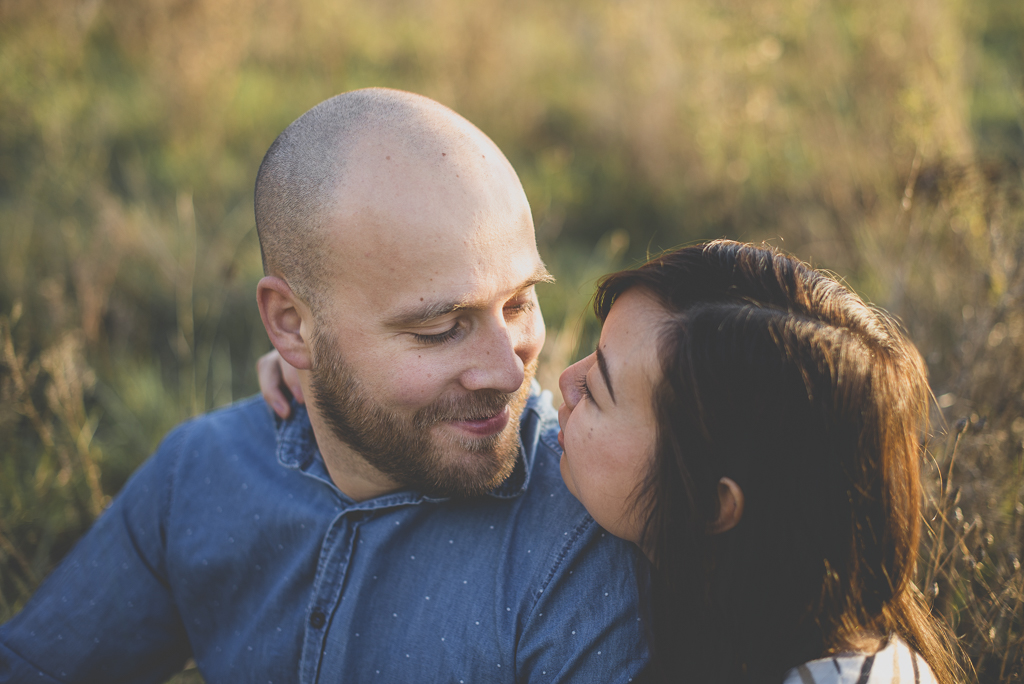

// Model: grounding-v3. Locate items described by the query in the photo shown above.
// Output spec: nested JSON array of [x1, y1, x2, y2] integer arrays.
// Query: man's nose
[[459, 320, 525, 395]]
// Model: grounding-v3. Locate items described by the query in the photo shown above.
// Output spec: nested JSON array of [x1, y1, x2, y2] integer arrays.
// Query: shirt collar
[[274, 382, 544, 503]]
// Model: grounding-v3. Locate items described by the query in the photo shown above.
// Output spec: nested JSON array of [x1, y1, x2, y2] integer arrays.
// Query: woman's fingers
[[281, 356, 304, 405], [257, 349, 292, 418]]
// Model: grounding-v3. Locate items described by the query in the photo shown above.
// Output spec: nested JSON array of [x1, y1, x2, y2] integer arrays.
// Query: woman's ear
[[708, 477, 744, 534], [256, 276, 314, 371]]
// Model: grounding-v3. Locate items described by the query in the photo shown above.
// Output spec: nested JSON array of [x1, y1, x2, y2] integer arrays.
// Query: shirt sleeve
[[0, 427, 192, 684], [515, 517, 650, 684]]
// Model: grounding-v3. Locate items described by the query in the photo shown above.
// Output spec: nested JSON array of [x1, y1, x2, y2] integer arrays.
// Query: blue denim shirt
[[0, 385, 648, 683]]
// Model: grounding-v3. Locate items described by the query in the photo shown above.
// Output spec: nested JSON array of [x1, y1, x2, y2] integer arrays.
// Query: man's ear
[[257, 276, 314, 371], [708, 477, 744, 534]]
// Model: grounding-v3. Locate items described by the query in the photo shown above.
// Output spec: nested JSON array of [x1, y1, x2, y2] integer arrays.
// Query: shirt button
[[309, 609, 326, 629]]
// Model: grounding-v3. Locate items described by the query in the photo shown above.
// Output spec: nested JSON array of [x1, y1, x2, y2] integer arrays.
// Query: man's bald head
[[254, 88, 512, 309], [255, 89, 546, 501]]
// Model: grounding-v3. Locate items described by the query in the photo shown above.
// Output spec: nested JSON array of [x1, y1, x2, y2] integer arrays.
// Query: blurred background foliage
[[0, 0, 1022, 680]]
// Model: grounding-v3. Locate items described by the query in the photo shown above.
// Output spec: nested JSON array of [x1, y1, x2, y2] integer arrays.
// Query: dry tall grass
[[1, 0, 1022, 681], [916, 177, 1024, 680]]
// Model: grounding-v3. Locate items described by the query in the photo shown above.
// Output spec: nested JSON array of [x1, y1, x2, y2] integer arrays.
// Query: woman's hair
[[594, 241, 958, 683]]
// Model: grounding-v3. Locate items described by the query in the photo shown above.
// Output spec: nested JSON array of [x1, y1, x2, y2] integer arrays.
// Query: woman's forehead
[[600, 289, 669, 400]]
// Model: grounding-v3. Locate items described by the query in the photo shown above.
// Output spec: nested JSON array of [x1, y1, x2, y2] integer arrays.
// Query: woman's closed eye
[[576, 374, 592, 402]]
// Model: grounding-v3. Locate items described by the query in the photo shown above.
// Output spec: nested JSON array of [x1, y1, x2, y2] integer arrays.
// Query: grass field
[[1, 0, 1023, 680]]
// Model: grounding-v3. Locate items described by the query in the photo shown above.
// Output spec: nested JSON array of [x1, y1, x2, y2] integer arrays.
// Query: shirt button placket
[[299, 509, 365, 683]]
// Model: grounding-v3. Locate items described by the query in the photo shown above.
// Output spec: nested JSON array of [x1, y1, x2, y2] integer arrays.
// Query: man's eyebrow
[[384, 264, 555, 328], [383, 300, 467, 328], [526, 264, 556, 288], [595, 347, 616, 404]]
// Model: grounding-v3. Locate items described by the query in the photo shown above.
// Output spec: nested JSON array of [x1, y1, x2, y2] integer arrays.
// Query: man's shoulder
[[135, 395, 325, 559], [147, 395, 281, 491], [165, 394, 276, 451]]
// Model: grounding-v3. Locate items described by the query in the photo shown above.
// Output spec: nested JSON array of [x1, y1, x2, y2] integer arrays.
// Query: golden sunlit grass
[[1, 0, 1022, 681]]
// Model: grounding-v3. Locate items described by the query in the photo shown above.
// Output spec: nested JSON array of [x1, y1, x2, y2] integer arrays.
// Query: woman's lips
[[556, 402, 567, 450], [449, 405, 511, 437]]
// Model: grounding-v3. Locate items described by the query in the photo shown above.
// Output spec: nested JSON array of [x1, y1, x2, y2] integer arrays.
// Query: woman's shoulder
[[782, 636, 938, 684]]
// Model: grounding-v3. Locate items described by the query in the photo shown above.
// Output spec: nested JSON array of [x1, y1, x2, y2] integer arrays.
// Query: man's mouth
[[448, 405, 511, 437]]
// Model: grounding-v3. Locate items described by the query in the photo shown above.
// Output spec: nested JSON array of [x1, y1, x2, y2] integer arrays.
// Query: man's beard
[[308, 330, 536, 498]]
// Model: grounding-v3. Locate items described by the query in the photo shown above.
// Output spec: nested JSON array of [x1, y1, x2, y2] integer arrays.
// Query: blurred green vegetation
[[1, 0, 1022, 681]]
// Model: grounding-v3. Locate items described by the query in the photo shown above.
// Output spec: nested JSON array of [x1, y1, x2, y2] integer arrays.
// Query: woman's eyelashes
[[576, 374, 592, 402]]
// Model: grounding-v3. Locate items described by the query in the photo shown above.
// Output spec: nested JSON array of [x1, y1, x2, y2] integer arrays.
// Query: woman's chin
[[558, 452, 579, 500]]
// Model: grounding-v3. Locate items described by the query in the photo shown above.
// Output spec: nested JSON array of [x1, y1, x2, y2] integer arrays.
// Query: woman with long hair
[[556, 240, 959, 682]]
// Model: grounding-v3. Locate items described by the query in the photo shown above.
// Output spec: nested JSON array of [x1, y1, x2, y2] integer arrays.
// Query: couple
[[260, 245, 960, 684], [0, 89, 955, 683]]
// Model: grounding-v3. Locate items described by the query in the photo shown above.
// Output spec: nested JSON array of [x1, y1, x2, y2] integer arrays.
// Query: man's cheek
[[382, 358, 459, 407]]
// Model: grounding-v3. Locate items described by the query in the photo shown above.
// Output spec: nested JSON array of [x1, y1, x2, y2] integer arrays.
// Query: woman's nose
[[558, 355, 591, 410]]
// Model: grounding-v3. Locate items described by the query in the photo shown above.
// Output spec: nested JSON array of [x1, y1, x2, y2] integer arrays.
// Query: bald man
[[0, 90, 648, 683]]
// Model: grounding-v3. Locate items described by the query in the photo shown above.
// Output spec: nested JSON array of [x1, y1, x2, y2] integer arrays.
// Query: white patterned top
[[783, 636, 938, 684]]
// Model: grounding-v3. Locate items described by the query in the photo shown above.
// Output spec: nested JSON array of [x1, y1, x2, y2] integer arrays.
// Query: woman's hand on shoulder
[[257, 349, 304, 418]]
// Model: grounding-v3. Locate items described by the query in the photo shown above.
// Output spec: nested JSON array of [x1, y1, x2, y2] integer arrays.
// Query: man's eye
[[411, 323, 463, 345], [504, 300, 535, 316]]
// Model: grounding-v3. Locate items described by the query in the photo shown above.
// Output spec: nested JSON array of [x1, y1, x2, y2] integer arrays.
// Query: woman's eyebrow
[[596, 347, 616, 404]]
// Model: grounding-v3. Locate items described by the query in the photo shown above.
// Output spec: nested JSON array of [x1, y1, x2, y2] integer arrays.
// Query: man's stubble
[[309, 328, 536, 498]]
